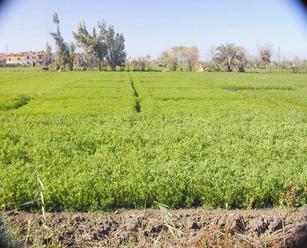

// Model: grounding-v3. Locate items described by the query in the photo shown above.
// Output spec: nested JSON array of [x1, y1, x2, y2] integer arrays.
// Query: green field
[[0, 70, 306, 211]]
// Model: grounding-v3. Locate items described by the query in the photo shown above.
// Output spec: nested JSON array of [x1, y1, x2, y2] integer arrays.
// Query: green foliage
[[160, 46, 199, 71], [0, 71, 306, 211], [50, 14, 75, 71], [105, 26, 126, 70], [213, 43, 247, 72], [73, 20, 126, 70], [0, 95, 30, 111]]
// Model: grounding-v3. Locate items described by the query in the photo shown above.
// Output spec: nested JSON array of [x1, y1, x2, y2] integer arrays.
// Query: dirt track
[[1, 207, 307, 248]]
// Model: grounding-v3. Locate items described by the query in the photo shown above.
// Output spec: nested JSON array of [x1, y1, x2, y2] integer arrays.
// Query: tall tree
[[105, 26, 126, 70], [43, 42, 52, 66], [67, 42, 76, 71], [213, 43, 246, 72], [73, 22, 107, 70], [50, 13, 75, 71], [258, 44, 273, 73], [52, 12, 60, 58], [52, 12, 60, 25], [185, 46, 199, 71], [74, 21, 125, 70], [160, 50, 178, 71], [160, 46, 199, 71]]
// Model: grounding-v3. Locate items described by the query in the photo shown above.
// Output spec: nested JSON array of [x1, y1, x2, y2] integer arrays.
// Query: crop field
[[0, 70, 306, 211]]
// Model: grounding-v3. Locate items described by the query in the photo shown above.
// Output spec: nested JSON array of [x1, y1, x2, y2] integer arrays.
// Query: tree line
[[47, 13, 306, 73], [156, 43, 307, 73], [158, 43, 273, 73], [50, 13, 126, 71]]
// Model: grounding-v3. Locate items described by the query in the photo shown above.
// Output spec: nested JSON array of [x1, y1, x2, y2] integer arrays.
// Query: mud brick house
[[6, 52, 44, 66]]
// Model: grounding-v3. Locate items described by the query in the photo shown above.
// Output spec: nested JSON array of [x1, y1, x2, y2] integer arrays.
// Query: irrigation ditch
[[128, 73, 141, 113]]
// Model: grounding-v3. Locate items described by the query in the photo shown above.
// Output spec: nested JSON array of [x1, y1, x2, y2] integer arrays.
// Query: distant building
[[6, 54, 26, 65], [0, 53, 6, 65], [6, 52, 44, 66]]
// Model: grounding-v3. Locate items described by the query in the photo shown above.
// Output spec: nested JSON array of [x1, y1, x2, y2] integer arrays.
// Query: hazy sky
[[0, 0, 306, 59]]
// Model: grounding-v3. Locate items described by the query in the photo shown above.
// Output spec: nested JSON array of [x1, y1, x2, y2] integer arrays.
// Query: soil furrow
[[128, 73, 141, 113]]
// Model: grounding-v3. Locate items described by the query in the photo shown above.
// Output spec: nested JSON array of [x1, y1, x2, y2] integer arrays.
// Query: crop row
[[0, 111, 306, 211]]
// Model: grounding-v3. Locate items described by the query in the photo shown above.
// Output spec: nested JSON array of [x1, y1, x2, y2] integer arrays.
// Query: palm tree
[[214, 43, 246, 72]]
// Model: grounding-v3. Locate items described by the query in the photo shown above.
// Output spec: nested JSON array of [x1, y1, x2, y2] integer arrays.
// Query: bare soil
[[1, 207, 306, 248]]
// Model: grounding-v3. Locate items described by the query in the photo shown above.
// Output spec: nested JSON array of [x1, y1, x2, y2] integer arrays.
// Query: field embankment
[[1, 207, 307, 247]]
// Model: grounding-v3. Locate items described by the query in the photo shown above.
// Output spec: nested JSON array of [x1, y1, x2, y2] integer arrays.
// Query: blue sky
[[0, 0, 306, 59]]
